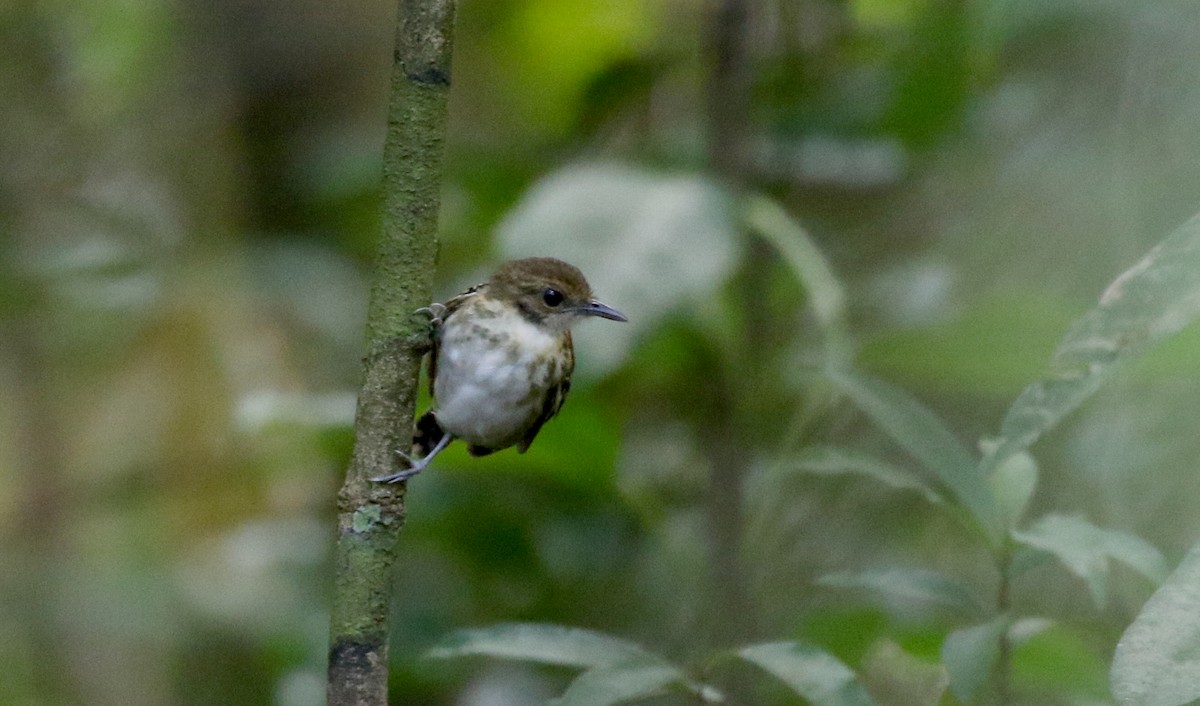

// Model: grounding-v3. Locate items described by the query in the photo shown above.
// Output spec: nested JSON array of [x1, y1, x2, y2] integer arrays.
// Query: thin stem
[[995, 543, 1013, 706], [706, 0, 751, 185], [703, 0, 756, 647]]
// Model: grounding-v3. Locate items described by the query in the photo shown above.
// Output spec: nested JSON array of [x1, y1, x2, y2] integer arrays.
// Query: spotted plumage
[[374, 258, 627, 483]]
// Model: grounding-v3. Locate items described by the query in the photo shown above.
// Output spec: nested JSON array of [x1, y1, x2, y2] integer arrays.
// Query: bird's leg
[[372, 433, 454, 483]]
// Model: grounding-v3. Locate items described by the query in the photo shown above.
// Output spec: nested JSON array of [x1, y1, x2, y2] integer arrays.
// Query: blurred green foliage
[[8, 0, 1200, 704]]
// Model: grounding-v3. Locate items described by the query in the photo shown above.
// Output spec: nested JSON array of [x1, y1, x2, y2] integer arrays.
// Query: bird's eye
[[542, 288, 564, 307]]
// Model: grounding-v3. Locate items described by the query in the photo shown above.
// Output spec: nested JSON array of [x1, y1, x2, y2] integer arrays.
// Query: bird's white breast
[[432, 301, 561, 448]]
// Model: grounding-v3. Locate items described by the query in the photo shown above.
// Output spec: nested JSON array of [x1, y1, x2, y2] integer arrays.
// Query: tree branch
[[327, 1, 457, 704], [703, 0, 757, 649]]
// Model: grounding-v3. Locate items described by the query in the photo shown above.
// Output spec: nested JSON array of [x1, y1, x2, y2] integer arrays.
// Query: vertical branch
[[706, 0, 751, 184], [703, 0, 757, 648], [327, 2, 457, 705]]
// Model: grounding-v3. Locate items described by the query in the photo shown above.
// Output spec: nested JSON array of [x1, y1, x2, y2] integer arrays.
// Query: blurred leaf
[[860, 293, 1076, 398], [72, 0, 174, 115], [817, 568, 985, 620], [826, 369, 999, 539], [861, 640, 948, 706], [427, 624, 656, 669], [1012, 514, 1168, 609], [802, 609, 890, 668], [784, 446, 942, 504], [885, 0, 971, 146], [986, 449, 1038, 531], [1112, 539, 1200, 706], [736, 641, 876, 706], [984, 212, 1200, 473], [576, 57, 661, 137], [1010, 623, 1108, 700], [1009, 544, 1054, 578], [499, 0, 657, 138], [496, 162, 738, 376], [1131, 318, 1200, 380], [743, 195, 850, 365], [851, 0, 923, 29], [1007, 617, 1054, 647], [548, 660, 690, 706], [941, 617, 1007, 703], [428, 625, 716, 705]]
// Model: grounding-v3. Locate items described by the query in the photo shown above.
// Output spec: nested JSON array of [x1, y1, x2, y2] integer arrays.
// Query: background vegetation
[[6, 0, 1200, 704]]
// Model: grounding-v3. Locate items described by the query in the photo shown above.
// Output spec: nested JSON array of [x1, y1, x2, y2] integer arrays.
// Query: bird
[[372, 257, 627, 483]]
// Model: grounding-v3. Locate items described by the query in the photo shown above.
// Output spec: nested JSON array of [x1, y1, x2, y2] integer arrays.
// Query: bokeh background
[[6, 0, 1200, 704]]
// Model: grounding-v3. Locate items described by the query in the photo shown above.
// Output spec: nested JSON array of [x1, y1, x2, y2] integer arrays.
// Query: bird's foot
[[405, 302, 447, 353], [371, 433, 453, 484], [415, 302, 448, 328], [371, 453, 433, 483]]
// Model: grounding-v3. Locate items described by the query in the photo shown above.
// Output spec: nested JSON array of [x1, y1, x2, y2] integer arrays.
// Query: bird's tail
[[410, 410, 445, 459]]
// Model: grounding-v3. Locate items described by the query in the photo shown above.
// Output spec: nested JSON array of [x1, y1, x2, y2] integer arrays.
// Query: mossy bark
[[328, 2, 457, 704]]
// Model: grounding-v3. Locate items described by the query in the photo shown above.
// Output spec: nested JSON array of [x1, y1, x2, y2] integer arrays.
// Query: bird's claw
[[371, 432, 453, 484], [415, 302, 448, 328], [371, 448, 432, 483]]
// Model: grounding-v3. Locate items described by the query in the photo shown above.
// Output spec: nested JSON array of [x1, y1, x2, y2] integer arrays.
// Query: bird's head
[[490, 257, 627, 331]]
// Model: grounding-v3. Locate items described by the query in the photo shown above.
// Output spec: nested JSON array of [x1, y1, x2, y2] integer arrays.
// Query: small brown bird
[[373, 257, 627, 483]]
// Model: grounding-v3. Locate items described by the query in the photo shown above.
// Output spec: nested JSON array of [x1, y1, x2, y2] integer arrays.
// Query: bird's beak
[[575, 299, 628, 322]]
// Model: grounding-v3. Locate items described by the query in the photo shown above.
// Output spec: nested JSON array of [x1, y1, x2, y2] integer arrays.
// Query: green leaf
[[1011, 622, 1109, 699], [986, 448, 1037, 531], [1008, 544, 1054, 578], [548, 660, 688, 706], [850, 0, 924, 28], [1112, 539, 1200, 706], [786, 446, 942, 504], [826, 369, 998, 538], [816, 568, 985, 619], [1007, 617, 1054, 647], [984, 212, 1200, 471], [743, 195, 850, 364], [426, 624, 656, 669], [861, 640, 948, 706], [859, 293, 1076, 398], [496, 162, 738, 377], [941, 617, 1007, 703], [497, 0, 657, 138], [736, 641, 876, 706], [1012, 515, 1168, 609]]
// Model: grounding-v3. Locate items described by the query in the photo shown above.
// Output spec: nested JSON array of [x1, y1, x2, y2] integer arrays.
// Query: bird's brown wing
[[426, 282, 484, 397], [517, 332, 575, 453]]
